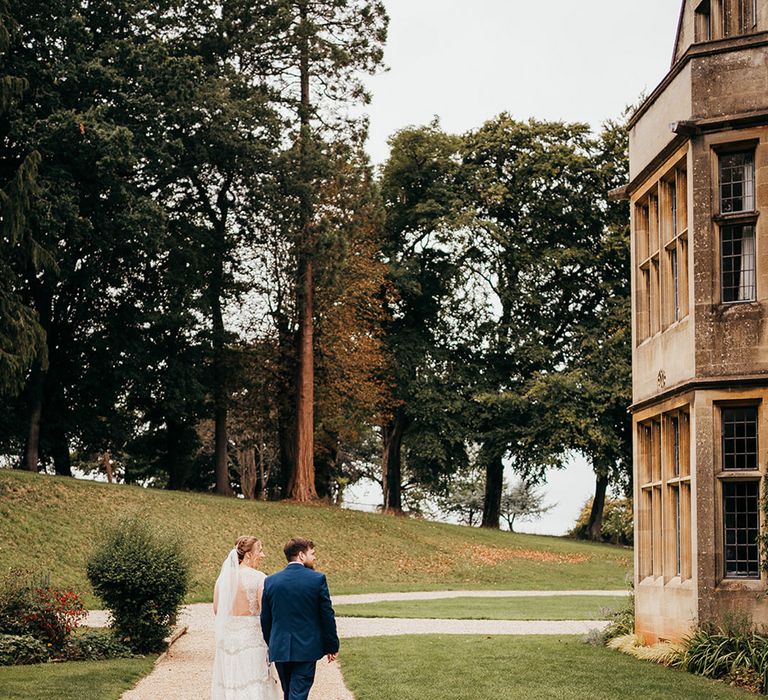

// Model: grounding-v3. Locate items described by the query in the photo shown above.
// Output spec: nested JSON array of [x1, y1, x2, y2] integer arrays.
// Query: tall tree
[[121, 1, 283, 495], [313, 142, 392, 501], [266, 0, 388, 501], [378, 122, 469, 511], [3, 0, 169, 475], [462, 116, 606, 528], [568, 117, 632, 539], [0, 0, 48, 399]]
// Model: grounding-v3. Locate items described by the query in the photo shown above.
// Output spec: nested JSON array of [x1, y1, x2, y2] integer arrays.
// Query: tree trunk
[[290, 256, 317, 501], [315, 437, 336, 501], [22, 361, 44, 471], [238, 447, 257, 499], [481, 452, 504, 528], [101, 452, 114, 483], [211, 235, 233, 497], [289, 1, 317, 502], [166, 418, 187, 490], [587, 473, 609, 541], [51, 428, 72, 477], [381, 407, 410, 512], [257, 443, 267, 500]]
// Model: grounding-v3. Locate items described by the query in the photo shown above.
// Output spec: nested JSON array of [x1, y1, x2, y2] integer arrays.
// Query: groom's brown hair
[[284, 537, 314, 561]]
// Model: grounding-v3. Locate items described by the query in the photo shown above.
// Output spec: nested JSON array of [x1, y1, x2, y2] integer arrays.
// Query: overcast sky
[[348, 1, 683, 534], [364, 0, 681, 165]]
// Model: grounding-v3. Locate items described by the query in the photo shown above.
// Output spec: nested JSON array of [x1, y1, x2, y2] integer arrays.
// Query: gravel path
[[119, 605, 352, 700], [85, 591, 614, 699], [338, 617, 608, 637], [332, 589, 629, 605]]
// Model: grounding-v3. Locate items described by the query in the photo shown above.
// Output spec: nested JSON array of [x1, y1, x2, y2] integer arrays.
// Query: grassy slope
[[334, 595, 627, 620], [340, 636, 753, 700], [0, 470, 632, 606], [0, 656, 158, 700]]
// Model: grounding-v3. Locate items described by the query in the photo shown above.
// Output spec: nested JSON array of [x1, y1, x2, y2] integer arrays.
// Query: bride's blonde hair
[[235, 535, 261, 563]]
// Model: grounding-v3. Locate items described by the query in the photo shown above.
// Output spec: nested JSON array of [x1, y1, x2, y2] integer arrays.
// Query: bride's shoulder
[[241, 567, 266, 580]]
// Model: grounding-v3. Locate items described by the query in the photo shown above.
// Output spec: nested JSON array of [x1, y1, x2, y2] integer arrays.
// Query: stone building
[[628, 0, 768, 642]]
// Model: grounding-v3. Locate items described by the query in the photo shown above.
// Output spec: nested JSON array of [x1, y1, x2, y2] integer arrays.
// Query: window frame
[[720, 223, 757, 304], [721, 405, 759, 471], [722, 479, 761, 579], [714, 146, 759, 306]]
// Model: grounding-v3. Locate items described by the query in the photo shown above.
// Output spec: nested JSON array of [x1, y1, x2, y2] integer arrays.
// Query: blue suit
[[260, 563, 339, 700]]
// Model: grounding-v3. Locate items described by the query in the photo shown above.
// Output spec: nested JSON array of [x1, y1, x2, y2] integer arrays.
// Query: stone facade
[[629, 0, 768, 643]]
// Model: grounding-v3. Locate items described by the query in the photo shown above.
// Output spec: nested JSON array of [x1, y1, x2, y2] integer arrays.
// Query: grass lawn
[[334, 595, 628, 620], [0, 656, 158, 700], [339, 635, 753, 700], [0, 470, 632, 606]]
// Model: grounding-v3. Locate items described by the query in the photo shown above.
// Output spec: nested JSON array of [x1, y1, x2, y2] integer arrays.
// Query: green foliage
[[87, 516, 189, 653], [607, 611, 768, 695], [682, 617, 768, 693], [0, 633, 49, 665], [61, 629, 133, 662], [572, 497, 634, 545], [0, 1, 48, 397], [0, 570, 32, 637], [601, 599, 636, 643], [378, 121, 474, 507]]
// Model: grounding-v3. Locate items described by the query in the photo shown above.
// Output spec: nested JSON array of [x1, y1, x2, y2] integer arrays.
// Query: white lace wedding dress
[[211, 564, 282, 700]]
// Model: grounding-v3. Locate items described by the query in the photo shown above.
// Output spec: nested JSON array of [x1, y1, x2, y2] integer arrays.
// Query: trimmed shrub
[[87, 515, 189, 653], [0, 634, 49, 666], [62, 629, 133, 661]]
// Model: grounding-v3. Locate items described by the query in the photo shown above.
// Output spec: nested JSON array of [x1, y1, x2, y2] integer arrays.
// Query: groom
[[260, 537, 340, 700]]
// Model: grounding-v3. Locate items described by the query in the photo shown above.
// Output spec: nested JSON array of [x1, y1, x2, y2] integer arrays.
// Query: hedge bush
[[87, 515, 189, 653], [0, 634, 49, 665]]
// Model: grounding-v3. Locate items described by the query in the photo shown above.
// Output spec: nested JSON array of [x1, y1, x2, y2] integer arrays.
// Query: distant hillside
[[0, 470, 632, 606]]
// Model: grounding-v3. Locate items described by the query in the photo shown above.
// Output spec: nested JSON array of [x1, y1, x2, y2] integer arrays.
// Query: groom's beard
[[303, 561, 316, 569]]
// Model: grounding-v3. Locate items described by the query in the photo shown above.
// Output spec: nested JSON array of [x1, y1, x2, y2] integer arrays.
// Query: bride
[[211, 536, 282, 700]]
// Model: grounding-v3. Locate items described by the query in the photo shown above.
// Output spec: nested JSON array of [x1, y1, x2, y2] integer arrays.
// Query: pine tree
[[0, 0, 49, 401], [264, 0, 388, 501]]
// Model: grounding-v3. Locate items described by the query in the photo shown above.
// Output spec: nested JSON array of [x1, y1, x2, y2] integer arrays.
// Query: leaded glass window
[[675, 487, 682, 577], [723, 480, 760, 578], [722, 406, 758, 470], [719, 152, 755, 213], [672, 416, 681, 476], [721, 224, 756, 303]]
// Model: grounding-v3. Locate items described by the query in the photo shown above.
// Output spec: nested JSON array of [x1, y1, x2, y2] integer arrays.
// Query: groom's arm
[[260, 581, 273, 643], [318, 574, 339, 655]]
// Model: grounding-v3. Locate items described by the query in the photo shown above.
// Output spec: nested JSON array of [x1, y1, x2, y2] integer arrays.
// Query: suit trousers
[[275, 660, 316, 700]]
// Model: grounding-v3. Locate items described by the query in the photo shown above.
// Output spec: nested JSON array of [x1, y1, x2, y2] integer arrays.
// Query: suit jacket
[[260, 563, 339, 663]]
